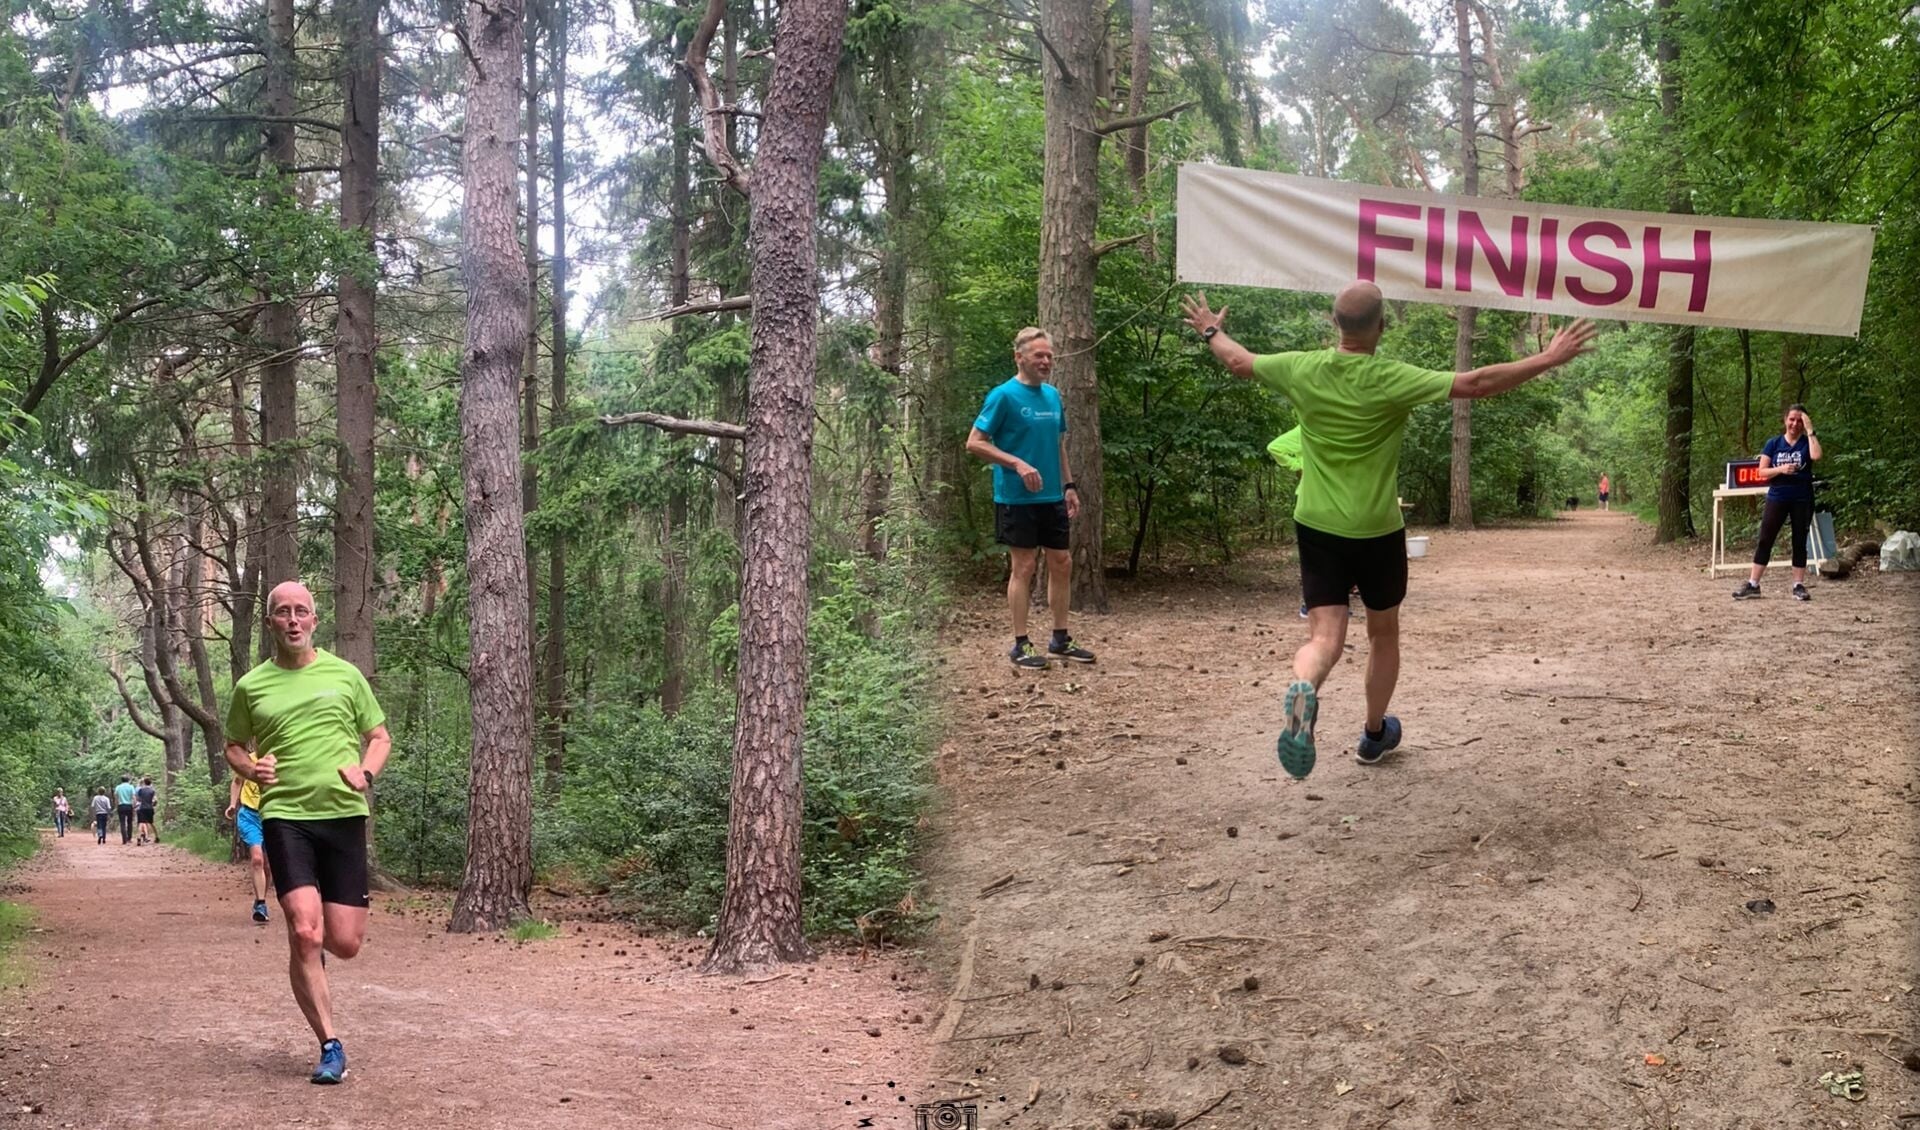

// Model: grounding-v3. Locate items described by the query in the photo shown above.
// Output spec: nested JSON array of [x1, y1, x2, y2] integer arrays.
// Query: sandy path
[[924, 510, 1919, 1128], [0, 830, 938, 1128]]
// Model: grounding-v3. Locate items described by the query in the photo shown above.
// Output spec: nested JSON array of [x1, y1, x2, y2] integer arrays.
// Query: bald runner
[[1184, 284, 1596, 779], [225, 581, 391, 1084]]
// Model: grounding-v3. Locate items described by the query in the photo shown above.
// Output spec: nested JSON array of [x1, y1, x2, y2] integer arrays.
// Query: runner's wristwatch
[[1201, 326, 1219, 341]]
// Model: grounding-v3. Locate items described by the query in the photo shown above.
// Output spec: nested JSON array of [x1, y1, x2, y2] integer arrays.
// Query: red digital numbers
[[1735, 465, 1763, 487]]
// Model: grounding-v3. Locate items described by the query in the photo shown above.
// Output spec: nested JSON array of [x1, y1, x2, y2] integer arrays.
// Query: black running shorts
[[262, 816, 370, 907], [1296, 522, 1408, 612], [995, 501, 1071, 550], [135, 808, 155, 823]]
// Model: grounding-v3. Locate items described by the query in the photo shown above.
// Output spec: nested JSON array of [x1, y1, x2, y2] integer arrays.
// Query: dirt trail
[[926, 511, 1919, 1129], [0, 833, 937, 1128]]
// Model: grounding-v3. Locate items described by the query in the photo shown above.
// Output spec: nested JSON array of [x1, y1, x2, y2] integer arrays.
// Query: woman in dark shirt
[[1732, 404, 1823, 602]]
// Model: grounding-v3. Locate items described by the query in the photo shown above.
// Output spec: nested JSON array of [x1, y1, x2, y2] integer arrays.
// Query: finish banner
[[1175, 164, 1876, 337]]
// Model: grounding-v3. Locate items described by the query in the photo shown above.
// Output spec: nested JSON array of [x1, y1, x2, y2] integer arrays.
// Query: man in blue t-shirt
[[113, 775, 137, 844], [965, 326, 1096, 669], [1733, 403, 1823, 602]]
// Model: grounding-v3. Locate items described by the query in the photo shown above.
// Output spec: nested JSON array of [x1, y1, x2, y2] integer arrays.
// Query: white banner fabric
[[1175, 165, 1876, 337]]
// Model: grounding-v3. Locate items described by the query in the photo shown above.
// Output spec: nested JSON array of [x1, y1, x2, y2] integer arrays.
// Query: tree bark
[[1778, 333, 1804, 411], [522, 11, 543, 667], [333, 0, 380, 679], [260, 0, 302, 593], [228, 369, 261, 676], [700, 0, 850, 975], [449, 0, 537, 935], [1653, 0, 1695, 543], [1038, 0, 1108, 612], [661, 46, 693, 718], [1448, 0, 1478, 531], [1738, 328, 1753, 452], [544, 0, 570, 780], [1124, 0, 1151, 196]]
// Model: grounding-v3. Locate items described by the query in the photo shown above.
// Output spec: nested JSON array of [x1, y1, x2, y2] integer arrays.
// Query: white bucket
[[1406, 536, 1430, 559]]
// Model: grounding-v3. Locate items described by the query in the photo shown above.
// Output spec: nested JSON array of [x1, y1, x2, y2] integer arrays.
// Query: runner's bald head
[[1332, 282, 1385, 335], [266, 580, 316, 617]]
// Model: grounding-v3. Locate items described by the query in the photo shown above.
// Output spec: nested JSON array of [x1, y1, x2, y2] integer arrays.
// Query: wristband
[[1201, 326, 1219, 341], [1064, 482, 1078, 493]]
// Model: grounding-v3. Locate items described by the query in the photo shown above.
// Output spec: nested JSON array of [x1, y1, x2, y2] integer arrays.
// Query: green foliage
[[509, 919, 561, 942], [538, 550, 941, 938], [0, 901, 32, 983]]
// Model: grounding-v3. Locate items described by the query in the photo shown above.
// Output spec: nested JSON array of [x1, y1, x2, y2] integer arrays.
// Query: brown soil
[[0, 837, 937, 1128], [924, 510, 1920, 1129]]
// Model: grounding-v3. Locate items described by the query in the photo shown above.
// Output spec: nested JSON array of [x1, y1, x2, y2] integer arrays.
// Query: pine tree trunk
[[449, 0, 537, 935], [228, 370, 260, 676], [260, 0, 302, 592], [1738, 328, 1753, 453], [1124, 0, 1150, 196], [1038, 0, 1108, 612], [521, 20, 543, 662], [662, 45, 692, 718], [544, 0, 570, 779], [701, 0, 850, 975], [1448, 0, 1478, 531], [1653, 0, 1695, 543], [863, 149, 907, 561], [333, 0, 380, 679]]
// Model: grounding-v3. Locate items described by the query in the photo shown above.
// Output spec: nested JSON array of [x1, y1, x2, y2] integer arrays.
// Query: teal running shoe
[[1276, 680, 1319, 780]]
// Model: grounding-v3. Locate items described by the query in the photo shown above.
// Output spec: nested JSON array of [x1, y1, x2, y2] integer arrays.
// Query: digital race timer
[[1725, 458, 1765, 489]]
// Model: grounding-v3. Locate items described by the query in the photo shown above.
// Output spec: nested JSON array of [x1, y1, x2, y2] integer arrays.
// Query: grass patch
[[0, 901, 33, 986], [508, 918, 560, 942], [170, 824, 235, 863], [0, 834, 37, 870]]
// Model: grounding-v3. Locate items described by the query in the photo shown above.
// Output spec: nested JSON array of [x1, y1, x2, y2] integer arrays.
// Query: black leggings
[[1753, 498, 1813, 569]]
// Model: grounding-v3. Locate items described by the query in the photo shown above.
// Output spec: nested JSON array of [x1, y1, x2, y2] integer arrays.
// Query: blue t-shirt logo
[[1762, 433, 1814, 502]]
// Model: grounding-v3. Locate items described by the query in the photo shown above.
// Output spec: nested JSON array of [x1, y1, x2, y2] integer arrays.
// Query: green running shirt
[[225, 649, 386, 821], [1252, 350, 1454, 539]]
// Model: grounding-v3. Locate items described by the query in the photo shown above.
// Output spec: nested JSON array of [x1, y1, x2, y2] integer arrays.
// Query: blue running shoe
[[1276, 680, 1319, 780], [252, 900, 269, 924], [1356, 716, 1403, 765], [311, 1039, 346, 1085]]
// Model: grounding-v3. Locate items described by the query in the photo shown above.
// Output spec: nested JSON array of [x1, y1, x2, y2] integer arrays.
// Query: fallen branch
[[943, 1027, 1041, 1042], [1173, 1089, 1233, 1129], [1768, 1025, 1919, 1048], [1171, 933, 1274, 945]]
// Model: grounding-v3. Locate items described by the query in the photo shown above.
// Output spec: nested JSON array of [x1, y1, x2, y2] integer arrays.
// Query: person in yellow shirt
[[225, 752, 273, 923]]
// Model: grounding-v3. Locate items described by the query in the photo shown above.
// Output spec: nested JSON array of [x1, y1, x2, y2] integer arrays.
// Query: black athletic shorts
[[135, 808, 155, 823], [262, 816, 370, 907], [1296, 522, 1408, 611], [995, 501, 1071, 550]]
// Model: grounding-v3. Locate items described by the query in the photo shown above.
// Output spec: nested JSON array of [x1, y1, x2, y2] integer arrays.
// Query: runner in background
[[226, 754, 273, 923]]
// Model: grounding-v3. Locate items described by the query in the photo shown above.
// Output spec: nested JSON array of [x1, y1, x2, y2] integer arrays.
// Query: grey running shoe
[[1009, 641, 1048, 669], [1731, 581, 1761, 600], [1355, 716, 1402, 765], [1792, 583, 1810, 602]]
